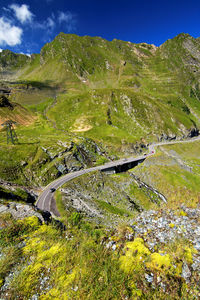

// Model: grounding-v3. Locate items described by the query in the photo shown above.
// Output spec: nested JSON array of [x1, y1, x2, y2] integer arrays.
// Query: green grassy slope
[[1, 32, 200, 187], [0, 50, 30, 70], [0, 34, 200, 299], [19, 33, 200, 147], [54, 140, 200, 222], [134, 140, 200, 208]]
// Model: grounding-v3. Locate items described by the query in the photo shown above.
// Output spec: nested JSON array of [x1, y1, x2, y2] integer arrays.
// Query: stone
[[0, 202, 44, 223], [106, 241, 115, 249], [112, 244, 117, 251], [194, 241, 200, 251], [0, 205, 8, 213], [145, 273, 154, 283], [31, 295, 39, 300], [194, 228, 200, 236], [181, 263, 191, 281], [0, 95, 13, 108], [71, 286, 79, 292]]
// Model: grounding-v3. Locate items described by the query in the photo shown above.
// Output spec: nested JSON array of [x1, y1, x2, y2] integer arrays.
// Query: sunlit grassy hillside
[[0, 33, 200, 299], [0, 32, 200, 185], [17, 33, 200, 146]]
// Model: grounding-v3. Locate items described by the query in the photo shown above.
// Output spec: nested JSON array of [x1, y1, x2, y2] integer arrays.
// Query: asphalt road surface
[[36, 136, 200, 215]]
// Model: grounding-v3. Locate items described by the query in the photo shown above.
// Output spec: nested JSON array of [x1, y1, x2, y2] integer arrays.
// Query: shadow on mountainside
[[17, 141, 40, 145], [7, 80, 60, 91]]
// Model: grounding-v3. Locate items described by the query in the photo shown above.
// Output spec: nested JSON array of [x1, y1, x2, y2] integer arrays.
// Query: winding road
[[36, 136, 200, 215]]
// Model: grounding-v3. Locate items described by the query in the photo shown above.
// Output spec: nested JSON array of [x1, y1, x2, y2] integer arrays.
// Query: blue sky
[[0, 0, 200, 54]]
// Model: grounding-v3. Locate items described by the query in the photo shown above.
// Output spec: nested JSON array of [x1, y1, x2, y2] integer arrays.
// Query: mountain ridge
[[0, 32, 200, 299], [1, 32, 200, 145]]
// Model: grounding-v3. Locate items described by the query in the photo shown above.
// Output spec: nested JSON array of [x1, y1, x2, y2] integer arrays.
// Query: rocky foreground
[[132, 207, 200, 255], [104, 206, 200, 298], [0, 201, 199, 298]]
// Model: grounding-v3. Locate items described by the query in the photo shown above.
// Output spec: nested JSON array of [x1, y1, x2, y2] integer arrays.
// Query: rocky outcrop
[[131, 174, 167, 204], [0, 49, 30, 70], [0, 95, 13, 109], [0, 202, 44, 223], [0, 87, 11, 95], [131, 141, 148, 154], [130, 207, 200, 272], [0, 180, 38, 204], [0, 201, 64, 226], [42, 139, 108, 176], [187, 127, 199, 138], [157, 127, 199, 142], [158, 133, 177, 142], [61, 187, 103, 219]]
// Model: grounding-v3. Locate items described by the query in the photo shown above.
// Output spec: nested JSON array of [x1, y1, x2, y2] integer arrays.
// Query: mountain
[[10, 32, 200, 147], [0, 33, 200, 299], [0, 32, 200, 184], [0, 49, 30, 70], [0, 50, 31, 81], [0, 33, 200, 189]]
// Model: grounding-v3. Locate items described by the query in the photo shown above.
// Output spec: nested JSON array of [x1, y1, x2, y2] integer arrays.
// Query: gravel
[[130, 206, 200, 271]]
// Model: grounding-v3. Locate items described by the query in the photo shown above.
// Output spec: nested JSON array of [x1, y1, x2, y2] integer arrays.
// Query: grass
[[46, 86, 198, 147], [0, 186, 34, 203], [0, 212, 199, 299], [134, 141, 200, 208], [55, 189, 67, 217], [0, 110, 109, 185], [53, 137, 200, 220], [1, 33, 200, 186], [96, 199, 131, 216], [59, 170, 158, 223], [0, 246, 22, 287], [4, 32, 200, 150], [1, 31, 200, 299], [0, 213, 130, 299]]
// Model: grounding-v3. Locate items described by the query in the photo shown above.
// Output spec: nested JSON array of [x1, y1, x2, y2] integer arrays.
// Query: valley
[[0, 32, 200, 299]]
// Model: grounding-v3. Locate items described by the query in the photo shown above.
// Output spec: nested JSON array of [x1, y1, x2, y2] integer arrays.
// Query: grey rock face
[[0, 202, 44, 222]]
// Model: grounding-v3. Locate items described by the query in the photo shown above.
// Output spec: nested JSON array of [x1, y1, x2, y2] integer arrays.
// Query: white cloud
[[2, 7, 10, 13], [10, 4, 34, 24], [0, 48, 3, 52], [46, 17, 55, 30], [0, 4, 77, 52], [20, 52, 31, 57], [58, 11, 73, 24], [0, 17, 22, 46], [34, 16, 55, 32], [58, 11, 76, 32]]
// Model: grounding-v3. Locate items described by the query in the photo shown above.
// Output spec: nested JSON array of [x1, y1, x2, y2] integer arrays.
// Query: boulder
[[0, 95, 13, 109]]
